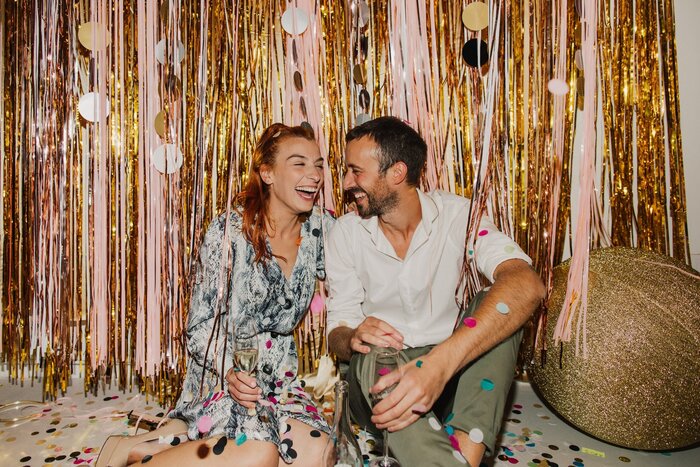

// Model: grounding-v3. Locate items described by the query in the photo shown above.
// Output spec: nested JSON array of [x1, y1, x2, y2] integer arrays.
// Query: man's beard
[[351, 184, 399, 218]]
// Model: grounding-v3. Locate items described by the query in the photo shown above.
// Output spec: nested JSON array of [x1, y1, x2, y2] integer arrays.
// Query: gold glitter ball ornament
[[530, 247, 700, 451]]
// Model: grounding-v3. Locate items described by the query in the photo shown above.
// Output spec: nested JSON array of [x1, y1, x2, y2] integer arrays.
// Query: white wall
[[676, 0, 700, 269]]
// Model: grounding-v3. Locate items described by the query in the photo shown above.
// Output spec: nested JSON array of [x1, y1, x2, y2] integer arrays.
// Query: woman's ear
[[260, 165, 274, 185]]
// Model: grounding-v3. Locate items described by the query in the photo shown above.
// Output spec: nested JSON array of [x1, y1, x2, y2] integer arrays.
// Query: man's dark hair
[[346, 117, 427, 186]]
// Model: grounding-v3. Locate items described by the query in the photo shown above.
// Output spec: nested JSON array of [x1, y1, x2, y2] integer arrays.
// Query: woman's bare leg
[[134, 437, 279, 467], [278, 419, 330, 467]]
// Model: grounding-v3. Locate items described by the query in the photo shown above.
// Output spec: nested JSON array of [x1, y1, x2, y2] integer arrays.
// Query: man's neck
[[378, 187, 422, 244]]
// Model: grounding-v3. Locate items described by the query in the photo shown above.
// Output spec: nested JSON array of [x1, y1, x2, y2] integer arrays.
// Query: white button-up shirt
[[326, 189, 532, 348]]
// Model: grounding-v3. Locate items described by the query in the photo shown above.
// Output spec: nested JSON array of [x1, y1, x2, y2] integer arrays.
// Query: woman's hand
[[225, 367, 261, 409]]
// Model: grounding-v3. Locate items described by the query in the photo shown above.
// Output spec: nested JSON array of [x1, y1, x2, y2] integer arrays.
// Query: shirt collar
[[358, 188, 439, 241]]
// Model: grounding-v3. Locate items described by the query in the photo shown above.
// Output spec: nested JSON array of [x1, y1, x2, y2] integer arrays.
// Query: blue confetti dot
[[445, 425, 455, 435], [481, 378, 495, 391], [416, 360, 423, 368], [235, 433, 247, 446]]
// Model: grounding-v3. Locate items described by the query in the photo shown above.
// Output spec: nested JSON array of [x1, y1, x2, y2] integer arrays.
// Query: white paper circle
[[155, 39, 186, 65], [356, 113, 371, 126], [547, 78, 570, 96], [352, 1, 370, 28], [281, 8, 309, 35], [151, 144, 183, 174], [428, 416, 442, 431], [452, 450, 468, 464], [468, 427, 484, 444], [78, 92, 110, 122]]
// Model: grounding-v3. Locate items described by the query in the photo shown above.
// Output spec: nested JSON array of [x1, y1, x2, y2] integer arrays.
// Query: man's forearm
[[328, 326, 355, 362], [432, 260, 545, 378]]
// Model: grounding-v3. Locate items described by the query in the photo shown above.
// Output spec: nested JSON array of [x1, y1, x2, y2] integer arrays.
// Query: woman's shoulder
[[204, 209, 244, 241]]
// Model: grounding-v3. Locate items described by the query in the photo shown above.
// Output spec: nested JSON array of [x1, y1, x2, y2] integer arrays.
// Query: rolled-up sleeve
[[473, 216, 532, 283], [325, 219, 366, 333]]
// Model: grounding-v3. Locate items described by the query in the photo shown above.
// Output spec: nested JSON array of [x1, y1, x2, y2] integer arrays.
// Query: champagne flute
[[369, 347, 401, 467], [233, 319, 259, 416]]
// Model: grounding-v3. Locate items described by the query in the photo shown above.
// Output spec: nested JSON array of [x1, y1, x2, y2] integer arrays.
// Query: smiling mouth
[[295, 186, 318, 200]]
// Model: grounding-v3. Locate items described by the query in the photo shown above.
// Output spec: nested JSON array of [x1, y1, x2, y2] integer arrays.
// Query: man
[[326, 117, 545, 466]]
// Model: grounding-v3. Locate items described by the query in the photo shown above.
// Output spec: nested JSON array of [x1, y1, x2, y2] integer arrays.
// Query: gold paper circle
[[154, 111, 166, 138], [293, 71, 304, 92], [530, 247, 700, 450], [78, 22, 111, 51], [353, 64, 367, 85], [462, 2, 489, 32]]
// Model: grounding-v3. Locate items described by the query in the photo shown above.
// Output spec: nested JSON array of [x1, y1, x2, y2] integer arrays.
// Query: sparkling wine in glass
[[369, 347, 401, 467], [233, 319, 259, 416]]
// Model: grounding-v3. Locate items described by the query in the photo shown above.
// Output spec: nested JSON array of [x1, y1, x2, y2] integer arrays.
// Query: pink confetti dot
[[268, 396, 278, 404], [266, 340, 272, 349], [478, 229, 489, 236], [448, 434, 461, 450], [377, 367, 391, 376], [305, 404, 318, 413], [285, 371, 295, 378], [464, 317, 477, 328], [508, 457, 519, 464], [197, 415, 213, 433]]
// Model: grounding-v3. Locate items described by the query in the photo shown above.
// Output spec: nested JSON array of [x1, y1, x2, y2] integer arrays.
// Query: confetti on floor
[[1, 376, 697, 466]]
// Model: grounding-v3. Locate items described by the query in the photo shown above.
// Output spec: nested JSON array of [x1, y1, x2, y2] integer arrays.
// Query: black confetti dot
[[141, 454, 153, 463], [299, 380, 306, 388], [156, 412, 164, 417], [281, 438, 293, 448], [19, 457, 31, 463], [31, 431, 39, 436], [268, 382, 277, 390], [288, 448, 298, 459], [170, 437, 181, 446], [462, 38, 489, 67], [548, 463, 559, 467], [69, 451, 81, 458], [569, 444, 580, 451], [213, 436, 227, 455], [574, 458, 583, 462], [497, 454, 509, 461], [45, 457, 56, 463], [512, 410, 522, 414], [542, 453, 553, 459], [362, 454, 370, 460], [271, 332, 279, 338], [103, 397, 112, 401], [263, 364, 273, 375], [55, 455, 66, 461], [309, 429, 321, 438], [549, 445, 559, 450], [46, 428, 56, 433], [533, 460, 541, 464], [312, 228, 320, 237]]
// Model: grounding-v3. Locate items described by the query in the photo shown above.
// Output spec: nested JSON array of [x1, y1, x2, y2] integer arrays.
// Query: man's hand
[[369, 354, 449, 432], [350, 317, 404, 354], [225, 367, 261, 409]]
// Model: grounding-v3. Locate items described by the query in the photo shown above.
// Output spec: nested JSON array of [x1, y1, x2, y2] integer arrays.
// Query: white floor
[[0, 374, 697, 466]]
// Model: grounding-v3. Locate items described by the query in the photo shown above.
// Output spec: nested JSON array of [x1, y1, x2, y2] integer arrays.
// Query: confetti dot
[[428, 417, 442, 430], [416, 360, 423, 368], [542, 453, 552, 459], [170, 437, 181, 446], [569, 444, 580, 451], [235, 433, 247, 446], [468, 249, 474, 257], [478, 229, 489, 236], [377, 367, 391, 376], [496, 302, 510, 314], [141, 454, 153, 463], [508, 458, 519, 464], [20, 457, 31, 463], [444, 412, 454, 423], [445, 425, 455, 435], [310, 430, 321, 438], [464, 317, 477, 328], [548, 444, 559, 450], [480, 378, 495, 391], [504, 245, 515, 253], [196, 415, 213, 433], [453, 450, 468, 464], [266, 340, 272, 349], [448, 434, 461, 450], [45, 457, 56, 463], [468, 427, 484, 444], [213, 436, 227, 455], [618, 457, 630, 463]]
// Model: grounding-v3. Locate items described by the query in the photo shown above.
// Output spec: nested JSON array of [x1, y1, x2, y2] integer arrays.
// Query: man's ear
[[390, 162, 408, 185], [260, 164, 274, 185]]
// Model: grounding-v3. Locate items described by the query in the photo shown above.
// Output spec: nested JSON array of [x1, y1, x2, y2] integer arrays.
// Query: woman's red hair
[[237, 123, 316, 263]]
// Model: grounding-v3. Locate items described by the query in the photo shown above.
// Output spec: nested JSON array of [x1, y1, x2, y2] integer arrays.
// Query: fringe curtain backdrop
[[0, 0, 689, 402]]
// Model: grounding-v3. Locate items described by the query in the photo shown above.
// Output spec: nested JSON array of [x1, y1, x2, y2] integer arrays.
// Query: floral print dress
[[169, 206, 334, 463]]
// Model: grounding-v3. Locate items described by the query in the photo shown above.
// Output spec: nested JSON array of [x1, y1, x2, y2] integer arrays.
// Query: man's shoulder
[[335, 210, 362, 226], [426, 189, 471, 211]]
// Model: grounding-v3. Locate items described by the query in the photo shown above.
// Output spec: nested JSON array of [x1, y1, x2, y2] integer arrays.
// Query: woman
[[97, 123, 334, 466]]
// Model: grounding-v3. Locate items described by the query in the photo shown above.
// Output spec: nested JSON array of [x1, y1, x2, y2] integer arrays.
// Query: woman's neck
[[266, 200, 302, 239]]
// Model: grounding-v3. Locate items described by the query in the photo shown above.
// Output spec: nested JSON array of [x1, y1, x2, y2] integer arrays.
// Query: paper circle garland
[[547, 78, 570, 96], [78, 92, 110, 122], [462, 39, 489, 68], [151, 144, 184, 174], [281, 8, 309, 35], [77, 22, 110, 51], [155, 40, 186, 65], [462, 2, 489, 31]]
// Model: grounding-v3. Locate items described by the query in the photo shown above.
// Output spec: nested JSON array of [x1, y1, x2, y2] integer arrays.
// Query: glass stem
[[383, 428, 389, 460]]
